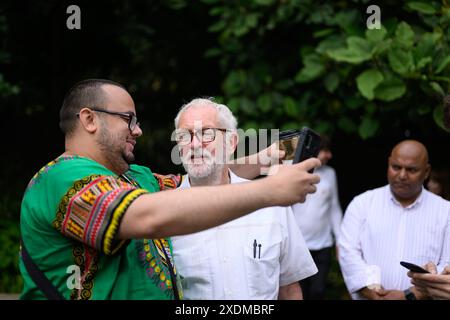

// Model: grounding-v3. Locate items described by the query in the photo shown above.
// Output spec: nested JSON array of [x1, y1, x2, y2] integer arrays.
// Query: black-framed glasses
[[174, 128, 228, 145], [77, 107, 140, 131]]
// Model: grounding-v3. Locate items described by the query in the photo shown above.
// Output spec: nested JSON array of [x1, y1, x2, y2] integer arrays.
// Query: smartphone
[[400, 261, 430, 274], [278, 129, 302, 161], [293, 127, 322, 172]]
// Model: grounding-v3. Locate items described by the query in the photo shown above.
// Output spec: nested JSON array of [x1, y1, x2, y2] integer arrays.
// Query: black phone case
[[293, 127, 322, 169], [400, 261, 430, 274]]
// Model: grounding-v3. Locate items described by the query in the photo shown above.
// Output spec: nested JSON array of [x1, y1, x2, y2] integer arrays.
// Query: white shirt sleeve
[[437, 208, 450, 272], [338, 195, 373, 294], [278, 206, 318, 286], [328, 168, 343, 242]]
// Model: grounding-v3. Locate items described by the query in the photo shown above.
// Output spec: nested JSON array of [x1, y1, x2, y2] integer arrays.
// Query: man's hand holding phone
[[278, 127, 322, 170], [400, 261, 431, 274]]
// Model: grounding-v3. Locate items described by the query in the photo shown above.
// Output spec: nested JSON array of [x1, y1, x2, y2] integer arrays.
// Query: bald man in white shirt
[[407, 97, 450, 301], [338, 140, 450, 300], [171, 98, 318, 300]]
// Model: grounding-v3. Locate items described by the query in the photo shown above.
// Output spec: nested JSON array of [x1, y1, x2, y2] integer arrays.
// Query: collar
[[181, 168, 245, 189], [389, 185, 425, 210]]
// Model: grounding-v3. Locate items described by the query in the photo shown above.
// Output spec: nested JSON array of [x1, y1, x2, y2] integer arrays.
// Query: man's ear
[[228, 131, 239, 154], [424, 164, 431, 180], [77, 108, 98, 133]]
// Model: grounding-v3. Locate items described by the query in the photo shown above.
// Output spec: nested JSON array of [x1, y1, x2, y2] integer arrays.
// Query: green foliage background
[[1, 0, 449, 298], [200, 0, 450, 137]]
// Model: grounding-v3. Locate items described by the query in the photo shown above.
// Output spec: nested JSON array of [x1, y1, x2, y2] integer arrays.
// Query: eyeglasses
[[174, 128, 228, 145], [77, 107, 140, 132]]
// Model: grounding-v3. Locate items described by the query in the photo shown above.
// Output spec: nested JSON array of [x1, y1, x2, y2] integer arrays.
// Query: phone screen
[[278, 130, 301, 161]]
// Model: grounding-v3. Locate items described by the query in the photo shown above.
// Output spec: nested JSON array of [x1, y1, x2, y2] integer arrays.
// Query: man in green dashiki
[[20, 79, 321, 299]]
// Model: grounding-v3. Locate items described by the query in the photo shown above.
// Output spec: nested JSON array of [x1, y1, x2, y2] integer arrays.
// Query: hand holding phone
[[293, 127, 321, 172], [400, 261, 430, 274], [278, 127, 321, 172], [278, 129, 301, 161]]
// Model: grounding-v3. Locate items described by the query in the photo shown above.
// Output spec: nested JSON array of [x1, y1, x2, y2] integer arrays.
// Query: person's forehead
[[389, 153, 424, 167], [102, 84, 136, 113], [179, 106, 218, 128]]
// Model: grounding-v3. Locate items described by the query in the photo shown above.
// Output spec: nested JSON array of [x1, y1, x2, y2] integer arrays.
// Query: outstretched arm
[[119, 158, 320, 239], [229, 143, 285, 180]]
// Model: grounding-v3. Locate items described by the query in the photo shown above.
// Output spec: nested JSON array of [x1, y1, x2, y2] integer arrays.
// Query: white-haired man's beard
[[181, 147, 225, 183]]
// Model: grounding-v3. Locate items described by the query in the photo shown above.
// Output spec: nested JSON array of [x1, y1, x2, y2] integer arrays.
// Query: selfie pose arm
[[229, 143, 285, 179], [119, 159, 320, 239]]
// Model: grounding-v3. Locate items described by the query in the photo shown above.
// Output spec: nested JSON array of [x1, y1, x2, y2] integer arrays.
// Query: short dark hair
[[59, 79, 126, 136], [444, 95, 450, 130]]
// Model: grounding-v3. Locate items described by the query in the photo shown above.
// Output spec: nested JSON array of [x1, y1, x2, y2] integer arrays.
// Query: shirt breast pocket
[[243, 227, 283, 298]]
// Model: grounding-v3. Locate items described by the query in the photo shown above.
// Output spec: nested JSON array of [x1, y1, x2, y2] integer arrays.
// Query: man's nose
[[189, 134, 201, 149], [399, 169, 408, 179], [131, 124, 143, 137]]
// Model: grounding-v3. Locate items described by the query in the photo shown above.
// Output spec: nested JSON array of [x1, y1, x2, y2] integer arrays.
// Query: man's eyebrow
[[391, 163, 420, 170]]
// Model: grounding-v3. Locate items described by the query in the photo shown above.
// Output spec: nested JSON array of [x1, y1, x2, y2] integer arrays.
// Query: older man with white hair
[[171, 98, 317, 300]]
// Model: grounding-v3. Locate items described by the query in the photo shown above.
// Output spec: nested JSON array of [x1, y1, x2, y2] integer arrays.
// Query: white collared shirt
[[171, 170, 317, 300], [292, 165, 343, 250], [338, 185, 450, 299]]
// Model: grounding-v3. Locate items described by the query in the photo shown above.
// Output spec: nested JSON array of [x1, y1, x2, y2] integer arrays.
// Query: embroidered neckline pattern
[[137, 238, 182, 299], [71, 243, 99, 300]]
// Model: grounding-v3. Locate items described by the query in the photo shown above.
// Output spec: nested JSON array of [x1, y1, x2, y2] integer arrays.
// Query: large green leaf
[[435, 56, 450, 74], [414, 32, 440, 61], [208, 20, 226, 32], [245, 13, 259, 29], [433, 104, 450, 131], [429, 82, 445, 96], [316, 35, 346, 54], [388, 47, 415, 75], [326, 36, 373, 64], [365, 26, 387, 43], [407, 2, 436, 15], [295, 54, 325, 83], [395, 22, 415, 49], [416, 57, 432, 69], [374, 77, 407, 101], [356, 69, 384, 100], [371, 39, 392, 56], [333, 9, 358, 34], [358, 116, 379, 139]]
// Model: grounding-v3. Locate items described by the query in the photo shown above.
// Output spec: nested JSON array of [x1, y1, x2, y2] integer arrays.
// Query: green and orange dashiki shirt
[[19, 155, 182, 300]]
